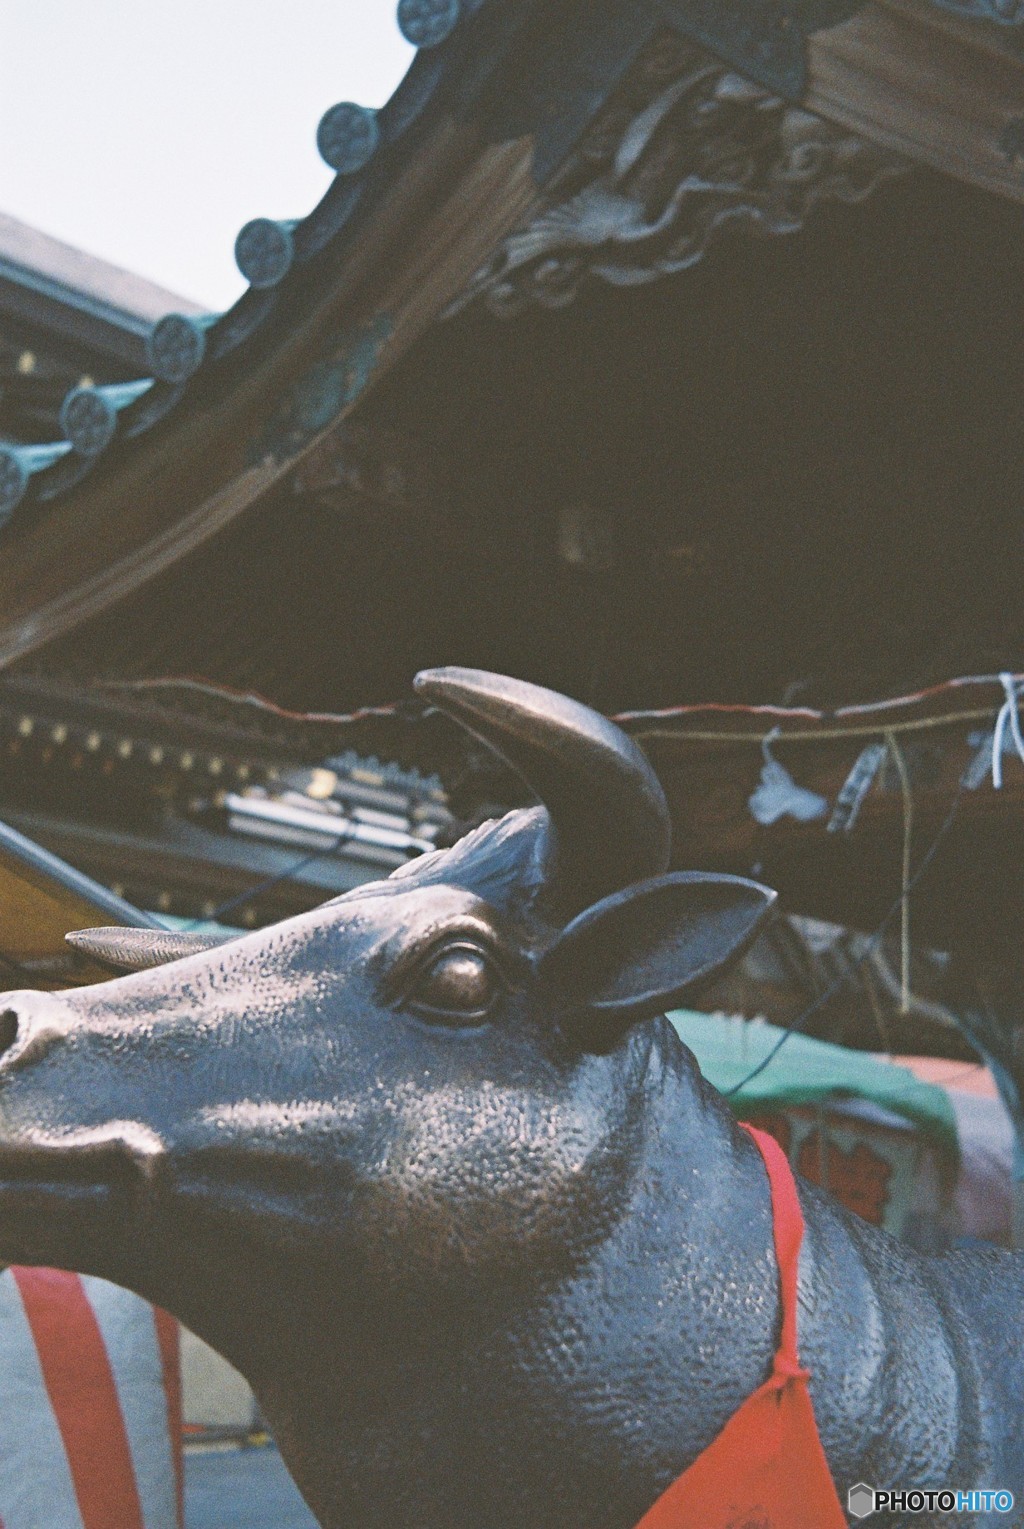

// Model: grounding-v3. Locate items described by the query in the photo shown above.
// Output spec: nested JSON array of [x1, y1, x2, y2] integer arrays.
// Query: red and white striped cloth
[[0, 1267, 183, 1529]]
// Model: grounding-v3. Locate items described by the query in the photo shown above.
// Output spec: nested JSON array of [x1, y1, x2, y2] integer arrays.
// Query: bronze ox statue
[[0, 669, 1019, 1528]]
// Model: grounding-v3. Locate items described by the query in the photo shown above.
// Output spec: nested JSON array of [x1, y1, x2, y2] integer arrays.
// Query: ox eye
[[406, 942, 500, 1025]]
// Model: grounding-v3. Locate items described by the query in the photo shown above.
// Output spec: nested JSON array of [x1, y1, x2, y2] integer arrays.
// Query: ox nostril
[[0, 1009, 17, 1060]]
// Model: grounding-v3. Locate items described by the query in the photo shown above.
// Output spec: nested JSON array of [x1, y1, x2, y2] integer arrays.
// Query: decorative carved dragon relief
[[449, 33, 911, 319]]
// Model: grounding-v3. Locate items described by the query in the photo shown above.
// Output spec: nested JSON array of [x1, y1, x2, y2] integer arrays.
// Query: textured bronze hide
[[0, 669, 1020, 1529]]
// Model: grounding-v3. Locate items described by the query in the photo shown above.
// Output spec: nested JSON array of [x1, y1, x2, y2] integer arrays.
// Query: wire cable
[[184, 831, 358, 930], [722, 782, 966, 1097]]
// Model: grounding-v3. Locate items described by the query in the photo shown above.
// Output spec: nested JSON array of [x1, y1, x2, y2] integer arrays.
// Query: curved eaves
[[0, 0, 556, 665], [0, 4, 481, 505]]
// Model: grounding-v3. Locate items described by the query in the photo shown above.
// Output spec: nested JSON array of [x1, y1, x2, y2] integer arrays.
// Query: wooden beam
[[807, 0, 1024, 202]]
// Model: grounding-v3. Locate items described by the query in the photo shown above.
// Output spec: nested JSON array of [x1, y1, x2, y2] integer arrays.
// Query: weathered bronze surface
[[0, 669, 1020, 1528]]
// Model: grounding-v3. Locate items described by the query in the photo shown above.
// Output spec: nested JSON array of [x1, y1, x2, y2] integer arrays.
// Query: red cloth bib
[[633, 1124, 847, 1529]]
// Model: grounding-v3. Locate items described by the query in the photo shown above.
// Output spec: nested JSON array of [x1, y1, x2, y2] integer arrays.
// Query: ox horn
[[66, 927, 234, 973], [414, 667, 671, 906]]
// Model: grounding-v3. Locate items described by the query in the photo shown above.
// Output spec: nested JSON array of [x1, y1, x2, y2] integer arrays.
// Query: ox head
[[0, 670, 773, 1395]]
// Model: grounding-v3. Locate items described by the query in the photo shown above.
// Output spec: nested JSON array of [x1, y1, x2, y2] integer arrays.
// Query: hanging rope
[[884, 730, 913, 1015], [723, 781, 965, 1097]]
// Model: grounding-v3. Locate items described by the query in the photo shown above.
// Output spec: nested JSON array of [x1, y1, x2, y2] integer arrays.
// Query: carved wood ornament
[[451, 33, 910, 318]]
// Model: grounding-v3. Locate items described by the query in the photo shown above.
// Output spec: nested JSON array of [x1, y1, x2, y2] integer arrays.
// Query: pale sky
[[0, 2, 413, 309]]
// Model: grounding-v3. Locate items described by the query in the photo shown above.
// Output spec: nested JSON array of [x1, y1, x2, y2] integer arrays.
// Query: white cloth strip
[[81, 1276, 178, 1529], [992, 673, 1024, 789], [0, 1271, 86, 1529]]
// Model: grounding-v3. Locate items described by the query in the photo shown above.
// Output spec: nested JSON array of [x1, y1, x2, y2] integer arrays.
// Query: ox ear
[[66, 927, 234, 973], [539, 872, 776, 1049]]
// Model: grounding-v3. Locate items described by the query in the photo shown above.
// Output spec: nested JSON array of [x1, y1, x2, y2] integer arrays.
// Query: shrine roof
[[0, 0, 1022, 668]]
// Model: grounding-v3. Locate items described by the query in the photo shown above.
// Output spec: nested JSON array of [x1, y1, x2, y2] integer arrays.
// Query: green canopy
[[668, 1010, 959, 1162]]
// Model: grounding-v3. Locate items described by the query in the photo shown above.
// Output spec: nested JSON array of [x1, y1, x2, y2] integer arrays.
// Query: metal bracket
[[657, 0, 865, 100]]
